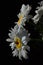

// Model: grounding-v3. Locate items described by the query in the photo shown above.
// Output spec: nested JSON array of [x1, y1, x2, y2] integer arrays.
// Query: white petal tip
[[6, 39, 9, 42], [28, 33, 31, 37]]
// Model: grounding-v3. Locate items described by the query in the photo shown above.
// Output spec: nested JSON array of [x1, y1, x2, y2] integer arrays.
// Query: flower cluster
[[6, 1, 43, 60], [6, 4, 31, 60]]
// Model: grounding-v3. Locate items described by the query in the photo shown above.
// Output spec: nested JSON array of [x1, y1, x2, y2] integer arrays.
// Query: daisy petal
[[22, 36, 26, 41], [21, 49, 28, 59], [26, 45, 30, 51], [12, 49, 18, 57], [6, 38, 13, 42], [22, 36, 28, 45], [18, 50, 22, 60], [23, 40, 27, 45], [9, 42, 16, 50]]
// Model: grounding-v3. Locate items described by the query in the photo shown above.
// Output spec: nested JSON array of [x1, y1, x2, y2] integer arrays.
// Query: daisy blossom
[[6, 25, 30, 60], [32, 1, 43, 24]]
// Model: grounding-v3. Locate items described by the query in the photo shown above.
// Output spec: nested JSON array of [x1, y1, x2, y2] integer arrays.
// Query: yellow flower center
[[14, 37, 22, 49], [17, 15, 23, 26]]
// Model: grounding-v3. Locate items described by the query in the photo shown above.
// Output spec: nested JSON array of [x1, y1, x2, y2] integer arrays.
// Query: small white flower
[[15, 4, 32, 26], [32, 1, 43, 24], [6, 25, 30, 60]]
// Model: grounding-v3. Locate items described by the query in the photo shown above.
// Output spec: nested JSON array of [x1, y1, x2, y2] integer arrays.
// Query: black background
[[0, 0, 43, 65]]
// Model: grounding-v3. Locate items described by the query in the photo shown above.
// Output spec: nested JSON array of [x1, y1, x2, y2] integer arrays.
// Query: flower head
[[6, 25, 30, 60], [32, 1, 43, 24], [15, 4, 31, 26]]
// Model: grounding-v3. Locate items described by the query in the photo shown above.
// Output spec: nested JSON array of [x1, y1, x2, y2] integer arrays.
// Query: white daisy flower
[[6, 25, 30, 60], [32, 1, 43, 24], [15, 4, 32, 26]]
